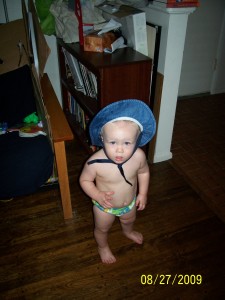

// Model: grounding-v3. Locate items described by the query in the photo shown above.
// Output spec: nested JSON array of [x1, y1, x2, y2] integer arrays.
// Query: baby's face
[[101, 121, 140, 164]]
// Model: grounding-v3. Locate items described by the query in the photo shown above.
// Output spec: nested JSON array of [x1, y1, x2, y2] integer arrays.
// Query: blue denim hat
[[89, 99, 156, 147]]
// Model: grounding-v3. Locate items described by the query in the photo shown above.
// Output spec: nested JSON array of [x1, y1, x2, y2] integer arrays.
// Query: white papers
[[104, 36, 126, 53], [97, 19, 122, 35]]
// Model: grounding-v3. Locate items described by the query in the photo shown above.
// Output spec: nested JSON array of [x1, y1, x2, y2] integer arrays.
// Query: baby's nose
[[116, 145, 124, 152]]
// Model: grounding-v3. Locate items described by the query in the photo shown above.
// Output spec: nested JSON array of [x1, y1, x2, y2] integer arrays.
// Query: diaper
[[92, 197, 136, 216]]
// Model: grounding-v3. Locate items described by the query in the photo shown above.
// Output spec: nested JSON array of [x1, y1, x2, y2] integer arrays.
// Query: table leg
[[54, 141, 73, 219]]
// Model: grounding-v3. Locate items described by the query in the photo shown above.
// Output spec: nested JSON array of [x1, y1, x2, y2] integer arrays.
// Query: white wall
[[178, 0, 225, 96], [0, 0, 62, 105], [44, 35, 62, 106]]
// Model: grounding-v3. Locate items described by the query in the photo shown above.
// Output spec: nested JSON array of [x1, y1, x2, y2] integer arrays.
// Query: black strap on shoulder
[[87, 159, 132, 186]]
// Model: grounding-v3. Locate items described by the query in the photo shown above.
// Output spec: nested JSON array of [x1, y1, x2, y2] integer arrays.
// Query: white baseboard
[[153, 151, 173, 163]]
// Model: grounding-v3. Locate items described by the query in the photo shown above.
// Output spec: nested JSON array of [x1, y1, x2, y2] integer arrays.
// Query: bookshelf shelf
[[57, 38, 152, 152], [61, 76, 98, 116]]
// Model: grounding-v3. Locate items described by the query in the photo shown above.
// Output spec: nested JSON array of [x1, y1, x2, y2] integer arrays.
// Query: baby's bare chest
[[96, 162, 138, 183]]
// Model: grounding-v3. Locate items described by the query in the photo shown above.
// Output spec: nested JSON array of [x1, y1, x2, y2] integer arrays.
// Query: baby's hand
[[97, 191, 114, 208], [136, 194, 147, 211]]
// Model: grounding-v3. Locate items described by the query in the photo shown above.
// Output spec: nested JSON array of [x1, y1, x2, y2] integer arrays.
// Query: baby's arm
[[136, 150, 150, 210], [79, 162, 114, 208]]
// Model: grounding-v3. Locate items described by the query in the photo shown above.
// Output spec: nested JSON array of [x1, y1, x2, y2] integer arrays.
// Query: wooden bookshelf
[[57, 38, 152, 152]]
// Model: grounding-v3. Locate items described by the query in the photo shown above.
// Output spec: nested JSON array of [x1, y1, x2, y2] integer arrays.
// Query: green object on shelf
[[23, 112, 39, 124]]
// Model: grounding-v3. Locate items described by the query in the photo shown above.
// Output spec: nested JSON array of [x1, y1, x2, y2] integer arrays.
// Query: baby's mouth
[[115, 156, 123, 162]]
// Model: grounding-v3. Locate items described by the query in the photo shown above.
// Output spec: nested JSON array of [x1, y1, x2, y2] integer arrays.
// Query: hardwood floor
[[171, 93, 225, 222], [1, 136, 225, 299]]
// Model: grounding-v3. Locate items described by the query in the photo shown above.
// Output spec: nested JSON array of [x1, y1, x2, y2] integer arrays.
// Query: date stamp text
[[141, 274, 202, 285]]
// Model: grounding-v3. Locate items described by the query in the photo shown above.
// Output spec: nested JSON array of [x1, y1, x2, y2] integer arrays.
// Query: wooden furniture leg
[[54, 141, 73, 220], [41, 74, 74, 220]]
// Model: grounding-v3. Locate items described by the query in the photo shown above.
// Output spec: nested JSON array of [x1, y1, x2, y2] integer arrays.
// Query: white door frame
[[211, 9, 225, 94]]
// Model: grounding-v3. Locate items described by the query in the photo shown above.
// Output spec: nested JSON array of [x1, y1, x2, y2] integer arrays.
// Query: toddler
[[79, 99, 156, 264]]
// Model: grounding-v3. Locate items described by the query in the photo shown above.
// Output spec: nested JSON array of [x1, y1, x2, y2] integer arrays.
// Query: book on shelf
[[62, 47, 98, 99], [78, 62, 98, 99], [87, 68, 98, 99], [62, 48, 86, 94], [68, 93, 90, 130]]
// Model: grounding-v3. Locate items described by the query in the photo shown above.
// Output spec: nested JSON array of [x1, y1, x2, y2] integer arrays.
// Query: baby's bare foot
[[98, 246, 116, 264], [124, 231, 143, 244]]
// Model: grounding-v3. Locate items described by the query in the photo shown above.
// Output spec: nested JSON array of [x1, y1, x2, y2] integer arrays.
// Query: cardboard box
[[0, 0, 50, 77], [99, 5, 148, 56], [84, 31, 117, 52], [151, 1, 200, 8]]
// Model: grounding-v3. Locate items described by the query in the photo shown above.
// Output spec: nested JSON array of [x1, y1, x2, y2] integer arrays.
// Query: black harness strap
[[87, 159, 133, 186]]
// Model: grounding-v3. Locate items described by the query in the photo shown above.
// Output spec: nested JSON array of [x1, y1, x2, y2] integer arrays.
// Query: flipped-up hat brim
[[89, 99, 156, 147]]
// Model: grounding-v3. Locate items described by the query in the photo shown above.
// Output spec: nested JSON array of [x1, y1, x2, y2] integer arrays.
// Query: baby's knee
[[94, 225, 110, 234], [120, 214, 136, 225]]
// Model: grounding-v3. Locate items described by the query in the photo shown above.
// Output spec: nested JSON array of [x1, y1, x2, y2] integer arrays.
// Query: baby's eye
[[110, 141, 116, 145], [124, 142, 131, 146]]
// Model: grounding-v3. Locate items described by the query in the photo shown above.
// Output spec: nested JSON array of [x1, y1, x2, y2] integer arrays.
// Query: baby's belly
[[110, 197, 134, 208], [107, 188, 136, 208], [96, 178, 137, 208]]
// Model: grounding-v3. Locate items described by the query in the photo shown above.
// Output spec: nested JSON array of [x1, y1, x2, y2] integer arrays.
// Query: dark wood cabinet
[[57, 38, 152, 152]]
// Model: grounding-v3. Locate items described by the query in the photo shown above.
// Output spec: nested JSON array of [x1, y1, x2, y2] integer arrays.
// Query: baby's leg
[[93, 205, 116, 264], [119, 206, 143, 244]]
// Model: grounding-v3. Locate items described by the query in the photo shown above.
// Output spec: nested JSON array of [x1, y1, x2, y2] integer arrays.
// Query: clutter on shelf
[[46, 0, 149, 55]]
